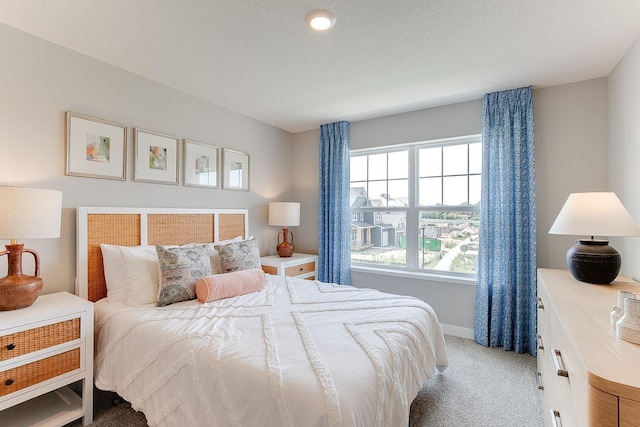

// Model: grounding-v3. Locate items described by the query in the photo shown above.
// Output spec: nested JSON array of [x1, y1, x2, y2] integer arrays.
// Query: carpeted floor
[[72, 335, 544, 426]]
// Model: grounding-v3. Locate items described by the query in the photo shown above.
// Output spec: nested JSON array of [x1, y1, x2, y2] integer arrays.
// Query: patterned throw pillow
[[214, 237, 261, 273], [156, 244, 211, 307]]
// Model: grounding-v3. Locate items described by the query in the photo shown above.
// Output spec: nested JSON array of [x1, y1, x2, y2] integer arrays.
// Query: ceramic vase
[[616, 297, 640, 344], [610, 290, 636, 327]]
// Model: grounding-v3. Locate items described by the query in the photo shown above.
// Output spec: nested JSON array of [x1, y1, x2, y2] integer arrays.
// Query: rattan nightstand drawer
[[0, 348, 80, 397], [285, 261, 316, 277], [0, 318, 80, 362]]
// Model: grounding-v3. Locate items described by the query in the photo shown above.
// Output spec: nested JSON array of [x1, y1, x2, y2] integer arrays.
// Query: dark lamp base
[[566, 239, 621, 285]]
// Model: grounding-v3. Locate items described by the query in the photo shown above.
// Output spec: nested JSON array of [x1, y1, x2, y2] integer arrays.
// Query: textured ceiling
[[1, 0, 639, 133]]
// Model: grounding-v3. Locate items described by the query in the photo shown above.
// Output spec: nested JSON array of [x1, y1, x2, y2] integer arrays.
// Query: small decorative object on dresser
[[261, 253, 317, 280], [268, 202, 300, 257], [611, 290, 637, 327], [0, 292, 94, 426], [617, 297, 640, 344], [0, 187, 62, 311]]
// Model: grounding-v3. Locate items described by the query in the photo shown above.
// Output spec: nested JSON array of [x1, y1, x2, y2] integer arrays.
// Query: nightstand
[[0, 292, 93, 426], [261, 253, 317, 280]]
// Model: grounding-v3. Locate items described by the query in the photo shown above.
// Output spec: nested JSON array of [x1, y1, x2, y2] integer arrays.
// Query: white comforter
[[94, 275, 448, 427]]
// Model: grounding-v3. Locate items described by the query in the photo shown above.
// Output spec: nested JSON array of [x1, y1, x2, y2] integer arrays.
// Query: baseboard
[[440, 323, 474, 339]]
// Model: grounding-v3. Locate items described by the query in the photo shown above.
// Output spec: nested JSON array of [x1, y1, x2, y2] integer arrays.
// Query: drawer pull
[[6, 343, 16, 351], [550, 409, 562, 427], [537, 334, 544, 350], [4, 379, 14, 386], [537, 297, 544, 309], [536, 371, 544, 390], [551, 349, 569, 378]]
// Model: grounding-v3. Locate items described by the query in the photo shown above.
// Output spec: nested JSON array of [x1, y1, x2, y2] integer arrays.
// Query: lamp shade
[[0, 186, 63, 240], [549, 192, 640, 237], [268, 202, 300, 227]]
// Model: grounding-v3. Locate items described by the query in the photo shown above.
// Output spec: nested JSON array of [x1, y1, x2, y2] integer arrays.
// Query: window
[[349, 135, 482, 277]]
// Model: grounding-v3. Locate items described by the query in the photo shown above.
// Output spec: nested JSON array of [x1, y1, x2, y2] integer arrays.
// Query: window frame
[[349, 134, 481, 283]]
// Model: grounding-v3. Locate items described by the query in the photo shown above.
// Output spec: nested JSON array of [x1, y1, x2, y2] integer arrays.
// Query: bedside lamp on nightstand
[[0, 186, 62, 310], [268, 202, 300, 257]]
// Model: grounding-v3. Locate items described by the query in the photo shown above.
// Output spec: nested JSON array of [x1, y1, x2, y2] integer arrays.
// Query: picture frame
[[183, 139, 219, 188], [65, 112, 127, 180], [222, 148, 250, 191], [134, 128, 180, 185]]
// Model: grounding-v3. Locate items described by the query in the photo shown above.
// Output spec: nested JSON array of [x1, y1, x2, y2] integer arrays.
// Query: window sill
[[351, 265, 477, 286]]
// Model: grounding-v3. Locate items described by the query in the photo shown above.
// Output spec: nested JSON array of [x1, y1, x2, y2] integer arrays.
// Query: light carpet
[[73, 335, 544, 427]]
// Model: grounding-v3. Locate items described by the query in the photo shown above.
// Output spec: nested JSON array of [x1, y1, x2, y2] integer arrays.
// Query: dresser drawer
[[0, 318, 81, 362], [0, 348, 81, 397], [285, 261, 315, 277]]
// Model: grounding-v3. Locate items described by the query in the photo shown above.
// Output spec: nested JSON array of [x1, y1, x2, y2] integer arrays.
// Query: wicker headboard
[[76, 207, 249, 302]]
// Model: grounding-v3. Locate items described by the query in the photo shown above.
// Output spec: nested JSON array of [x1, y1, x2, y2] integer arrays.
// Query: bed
[[76, 207, 448, 427]]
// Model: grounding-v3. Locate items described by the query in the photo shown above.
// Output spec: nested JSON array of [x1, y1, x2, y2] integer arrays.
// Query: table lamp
[[0, 186, 62, 310], [549, 192, 640, 284], [268, 202, 300, 257]]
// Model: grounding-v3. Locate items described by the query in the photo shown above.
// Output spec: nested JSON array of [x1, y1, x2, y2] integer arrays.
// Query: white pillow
[[121, 245, 160, 306], [100, 243, 128, 303]]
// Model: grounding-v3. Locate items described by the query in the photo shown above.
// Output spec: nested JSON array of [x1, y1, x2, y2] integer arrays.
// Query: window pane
[[351, 210, 407, 267], [443, 144, 468, 175], [368, 153, 387, 180], [367, 181, 387, 206], [388, 151, 408, 179], [351, 156, 368, 181], [443, 176, 468, 206], [418, 210, 480, 274], [419, 177, 442, 207], [469, 175, 481, 206], [388, 179, 408, 205], [469, 143, 482, 174], [419, 147, 441, 177]]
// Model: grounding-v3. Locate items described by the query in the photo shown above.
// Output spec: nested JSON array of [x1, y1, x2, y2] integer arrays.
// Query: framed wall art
[[222, 148, 250, 191], [65, 112, 127, 180], [134, 128, 180, 185], [183, 140, 219, 188]]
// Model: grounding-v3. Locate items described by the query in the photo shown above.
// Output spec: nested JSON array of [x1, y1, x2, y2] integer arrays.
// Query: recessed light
[[305, 9, 336, 31]]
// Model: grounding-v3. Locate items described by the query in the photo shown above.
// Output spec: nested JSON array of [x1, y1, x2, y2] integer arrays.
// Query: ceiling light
[[306, 9, 336, 31]]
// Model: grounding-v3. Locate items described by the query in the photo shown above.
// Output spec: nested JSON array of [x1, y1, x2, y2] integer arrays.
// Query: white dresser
[[537, 268, 640, 426]]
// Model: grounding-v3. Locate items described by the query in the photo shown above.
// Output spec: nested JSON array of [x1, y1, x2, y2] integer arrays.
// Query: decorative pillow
[[209, 236, 243, 274], [156, 244, 211, 307], [214, 237, 261, 273], [122, 245, 160, 306], [100, 243, 128, 303], [196, 269, 266, 302]]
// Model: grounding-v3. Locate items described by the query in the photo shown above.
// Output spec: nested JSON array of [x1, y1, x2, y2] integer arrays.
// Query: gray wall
[[2, 20, 632, 336], [292, 80, 611, 336], [0, 24, 294, 295], [609, 34, 640, 282]]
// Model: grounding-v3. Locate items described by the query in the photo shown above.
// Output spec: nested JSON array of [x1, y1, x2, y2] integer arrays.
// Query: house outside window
[[349, 135, 481, 278]]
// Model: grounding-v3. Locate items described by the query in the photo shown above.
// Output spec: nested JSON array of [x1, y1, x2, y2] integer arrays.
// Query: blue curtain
[[474, 86, 537, 355], [318, 121, 351, 285]]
